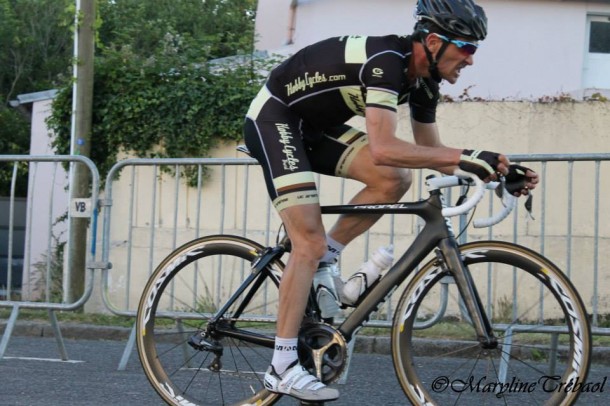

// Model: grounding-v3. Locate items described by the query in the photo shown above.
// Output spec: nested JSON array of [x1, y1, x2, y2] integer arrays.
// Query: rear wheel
[[392, 241, 591, 406], [136, 235, 285, 405]]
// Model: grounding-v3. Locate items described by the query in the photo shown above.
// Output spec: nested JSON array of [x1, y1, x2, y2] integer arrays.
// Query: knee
[[289, 229, 327, 264]]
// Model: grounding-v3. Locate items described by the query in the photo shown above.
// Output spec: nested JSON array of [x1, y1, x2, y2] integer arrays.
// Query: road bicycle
[[135, 169, 591, 406]]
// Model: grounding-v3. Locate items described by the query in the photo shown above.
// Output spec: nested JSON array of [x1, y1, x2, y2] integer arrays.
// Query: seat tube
[[438, 238, 497, 347]]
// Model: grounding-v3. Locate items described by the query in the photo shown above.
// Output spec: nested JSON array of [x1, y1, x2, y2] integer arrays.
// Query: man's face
[[427, 33, 477, 84], [436, 42, 474, 84]]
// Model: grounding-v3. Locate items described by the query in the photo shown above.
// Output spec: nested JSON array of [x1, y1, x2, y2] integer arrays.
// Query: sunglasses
[[423, 29, 479, 55]]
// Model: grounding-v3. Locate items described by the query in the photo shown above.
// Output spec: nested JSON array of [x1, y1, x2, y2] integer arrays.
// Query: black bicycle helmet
[[412, 0, 487, 82], [414, 0, 488, 41]]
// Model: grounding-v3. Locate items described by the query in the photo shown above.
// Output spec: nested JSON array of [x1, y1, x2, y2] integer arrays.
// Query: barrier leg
[[0, 305, 20, 360], [118, 322, 137, 370], [48, 309, 69, 361], [498, 327, 513, 386]]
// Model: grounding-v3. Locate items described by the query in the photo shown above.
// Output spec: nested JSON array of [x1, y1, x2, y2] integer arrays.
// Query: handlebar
[[473, 188, 517, 228], [425, 169, 518, 228]]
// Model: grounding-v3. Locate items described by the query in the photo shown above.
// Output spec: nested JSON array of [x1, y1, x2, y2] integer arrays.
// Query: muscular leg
[[276, 204, 327, 338], [327, 144, 412, 245], [245, 96, 339, 400]]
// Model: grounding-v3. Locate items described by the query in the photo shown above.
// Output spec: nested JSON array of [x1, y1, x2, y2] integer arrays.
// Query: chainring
[[298, 320, 349, 384]]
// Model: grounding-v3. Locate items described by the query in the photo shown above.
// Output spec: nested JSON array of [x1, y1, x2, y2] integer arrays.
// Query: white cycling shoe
[[264, 360, 339, 402]]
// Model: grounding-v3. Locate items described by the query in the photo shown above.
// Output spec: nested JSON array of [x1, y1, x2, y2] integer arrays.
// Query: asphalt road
[[0, 335, 608, 405], [1, 335, 409, 406]]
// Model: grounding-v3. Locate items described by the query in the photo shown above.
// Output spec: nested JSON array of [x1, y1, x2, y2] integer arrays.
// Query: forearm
[[369, 137, 461, 169], [410, 118, 457, 174], [366, 107, 461, 169]]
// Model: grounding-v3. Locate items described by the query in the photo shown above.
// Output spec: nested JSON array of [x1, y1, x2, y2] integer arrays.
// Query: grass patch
[[2, 310, 609, 347], [0, 308, 134, 328], [396, 320, 610, 347]]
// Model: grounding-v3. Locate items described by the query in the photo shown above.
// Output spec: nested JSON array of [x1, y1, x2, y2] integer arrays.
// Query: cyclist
[[244, 0, 538, 402]]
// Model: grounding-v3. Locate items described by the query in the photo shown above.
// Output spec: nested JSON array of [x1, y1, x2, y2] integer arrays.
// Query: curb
[[1, 320, 388, 353], [2, 321, 609, 364]]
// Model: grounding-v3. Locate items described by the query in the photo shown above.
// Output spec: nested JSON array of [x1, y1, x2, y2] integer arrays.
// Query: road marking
[[3, 356, 84, 363]]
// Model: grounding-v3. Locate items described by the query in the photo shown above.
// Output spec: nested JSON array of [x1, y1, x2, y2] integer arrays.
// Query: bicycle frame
[[322, 189, 495, 347], [209, 185, 496, 351]]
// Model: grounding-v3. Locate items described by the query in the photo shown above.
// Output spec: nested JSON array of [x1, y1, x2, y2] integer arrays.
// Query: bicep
[[366, 107, 398, 144]]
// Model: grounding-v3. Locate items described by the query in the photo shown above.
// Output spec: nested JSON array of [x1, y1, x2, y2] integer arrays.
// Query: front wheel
[[392, 241, 591, 406], [136, 235, 285, 406]]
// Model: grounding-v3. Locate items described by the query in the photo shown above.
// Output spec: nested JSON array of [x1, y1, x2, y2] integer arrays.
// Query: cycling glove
[[504, 164, 533, 195], [459, 149, 501, 179]]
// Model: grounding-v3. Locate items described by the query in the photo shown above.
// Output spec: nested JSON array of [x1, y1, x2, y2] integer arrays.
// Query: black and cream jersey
[[265, 35, 440, 130]]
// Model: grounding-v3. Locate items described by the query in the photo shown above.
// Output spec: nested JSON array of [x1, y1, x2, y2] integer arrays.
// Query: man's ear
[[425, 33, 442, 53]]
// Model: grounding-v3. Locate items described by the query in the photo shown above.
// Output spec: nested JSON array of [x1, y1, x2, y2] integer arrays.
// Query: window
[[589, 19, 610, 53], [583, 15, 610, 92]]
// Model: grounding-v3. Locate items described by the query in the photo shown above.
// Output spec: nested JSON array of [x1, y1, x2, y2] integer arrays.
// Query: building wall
[[0, 197, 26, 297], [89, 101, 610, 314], [254, 0, 610, 100], [22, 98, 69, 300]]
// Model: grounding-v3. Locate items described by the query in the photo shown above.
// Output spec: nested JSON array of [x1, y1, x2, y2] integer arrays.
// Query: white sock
[[271, 336, 299, 374], [320, 235, 345, 264]]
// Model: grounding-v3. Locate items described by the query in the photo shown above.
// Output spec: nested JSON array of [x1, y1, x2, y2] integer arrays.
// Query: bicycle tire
[[136, 234, 285, 406], [392, 241, 591, 406]]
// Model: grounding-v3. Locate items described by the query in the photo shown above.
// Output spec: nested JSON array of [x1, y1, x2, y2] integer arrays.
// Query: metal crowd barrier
[[500, 153, 610, 330], [2, 153, 608, 364], [98, 153, 610, 368], [0, 155, 100, 360]]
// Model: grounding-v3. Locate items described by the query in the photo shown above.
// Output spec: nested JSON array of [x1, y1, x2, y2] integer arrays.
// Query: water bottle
[[341, 245, 394, 305], [313, 263, 342, 319]]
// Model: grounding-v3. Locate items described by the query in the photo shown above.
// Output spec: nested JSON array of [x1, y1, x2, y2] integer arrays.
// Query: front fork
[[437, 238, 498, 349]]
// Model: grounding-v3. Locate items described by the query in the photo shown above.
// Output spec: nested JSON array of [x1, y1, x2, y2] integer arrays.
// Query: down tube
[[338, 224, 442, 341]]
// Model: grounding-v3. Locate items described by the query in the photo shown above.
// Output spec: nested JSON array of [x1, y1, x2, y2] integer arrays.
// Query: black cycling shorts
[[244, 86, 368, 211]]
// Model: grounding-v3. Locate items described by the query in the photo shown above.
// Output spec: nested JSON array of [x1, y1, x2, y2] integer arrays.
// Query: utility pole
[[66, 0, 95, 305]]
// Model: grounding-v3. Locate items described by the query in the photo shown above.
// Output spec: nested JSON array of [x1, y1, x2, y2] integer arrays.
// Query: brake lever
[[495, 176, 535, 219], [524, 193, 535, 220]]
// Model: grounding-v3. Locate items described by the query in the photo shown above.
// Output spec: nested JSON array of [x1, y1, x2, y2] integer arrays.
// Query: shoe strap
[[282, 365, 325, 391]]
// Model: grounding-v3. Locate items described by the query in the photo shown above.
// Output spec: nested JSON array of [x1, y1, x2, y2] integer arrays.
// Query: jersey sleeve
[[361, 52, 405, 113], [408, 78, 439, 123]]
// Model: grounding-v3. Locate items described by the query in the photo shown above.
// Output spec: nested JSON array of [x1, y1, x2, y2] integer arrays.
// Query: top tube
[[320, 171, 515, 228]]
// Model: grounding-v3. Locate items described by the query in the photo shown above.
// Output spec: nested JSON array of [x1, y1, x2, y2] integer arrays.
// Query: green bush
[[47, 50, 272, 181], [46, 0, 279, 183]]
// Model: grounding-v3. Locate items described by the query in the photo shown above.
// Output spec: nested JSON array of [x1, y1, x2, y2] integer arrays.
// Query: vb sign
[[70, 198, 92, 218]]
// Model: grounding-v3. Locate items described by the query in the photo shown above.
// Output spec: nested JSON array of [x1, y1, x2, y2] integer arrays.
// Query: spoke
[[183, 351, 212, 392], [170, 348, 210, 379], [156, 338, 195, 360], [229, 337, 267, 386], [400, 251, 589, 405], [224, 336, 264, 401], [453, 351, 486, 405], [496, 286, 561, 333], [154, 292, 215, 320], [152, 328, 201, 337], [419, 340, 484, 361], [203, 365, 216, 405], [218, 369, 225, 405], [162, 284, 279, 324], [499, 340, 561, 352], [499, 326, 567, 341], [494, 345, 555, 377], [236, 298, 280, 315], [487, 358, 510, 406], [139, 243, 284, 406]]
